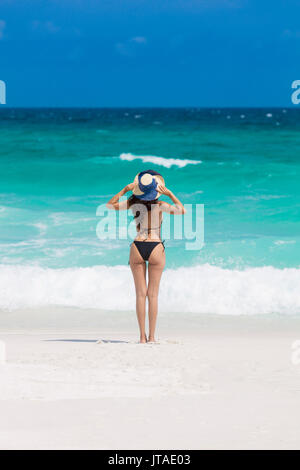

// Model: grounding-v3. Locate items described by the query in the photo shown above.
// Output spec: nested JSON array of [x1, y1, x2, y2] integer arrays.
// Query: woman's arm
[[106, 183, 135, 210], [158, 185, 186, 214]]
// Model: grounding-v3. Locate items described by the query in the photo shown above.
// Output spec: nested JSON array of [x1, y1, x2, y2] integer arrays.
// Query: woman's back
[[130, 198, 162, 241]]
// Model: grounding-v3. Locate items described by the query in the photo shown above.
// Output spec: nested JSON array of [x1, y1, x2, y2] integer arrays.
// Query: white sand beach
[[1, 309, 300, 450]]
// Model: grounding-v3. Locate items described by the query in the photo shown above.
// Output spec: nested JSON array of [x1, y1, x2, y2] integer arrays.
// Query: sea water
[[0, 108, 299, 314]]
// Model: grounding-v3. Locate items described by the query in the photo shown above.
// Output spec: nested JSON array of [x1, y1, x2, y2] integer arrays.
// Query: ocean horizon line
[[0, 105, 297, 110]]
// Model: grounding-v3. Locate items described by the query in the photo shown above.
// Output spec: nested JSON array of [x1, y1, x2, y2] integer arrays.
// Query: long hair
[[128, 195, 159, 231], [128, 195, 158, 214]]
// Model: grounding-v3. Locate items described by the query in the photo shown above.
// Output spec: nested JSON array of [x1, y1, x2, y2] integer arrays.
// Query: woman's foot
[[148, 336, 156, 343], [139, 334, 147, 344]]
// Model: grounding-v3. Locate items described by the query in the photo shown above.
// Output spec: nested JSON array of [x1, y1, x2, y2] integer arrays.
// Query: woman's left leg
[[147, 244, 165, 342]]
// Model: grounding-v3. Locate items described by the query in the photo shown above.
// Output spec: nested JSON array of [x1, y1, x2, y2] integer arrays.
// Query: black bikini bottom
[[133, 241, 165, 261]]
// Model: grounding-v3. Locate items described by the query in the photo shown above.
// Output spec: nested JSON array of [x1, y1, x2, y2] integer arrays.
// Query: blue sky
[[0, 0, 299, 107]]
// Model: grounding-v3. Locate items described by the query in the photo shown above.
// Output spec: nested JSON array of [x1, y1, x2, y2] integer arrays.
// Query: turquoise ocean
[[0, 108, 299, 314]]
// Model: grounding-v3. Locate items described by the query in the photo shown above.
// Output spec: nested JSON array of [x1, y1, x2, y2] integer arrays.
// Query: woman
[[107, 170, 186, 343]]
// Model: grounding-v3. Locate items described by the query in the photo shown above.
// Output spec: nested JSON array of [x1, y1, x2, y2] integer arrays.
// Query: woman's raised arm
[[106, 183, 135, 210], [158, 185, 186, 214]]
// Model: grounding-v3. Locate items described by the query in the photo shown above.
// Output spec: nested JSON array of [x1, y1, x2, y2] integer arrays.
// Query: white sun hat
[[132, 169, 165, 201]]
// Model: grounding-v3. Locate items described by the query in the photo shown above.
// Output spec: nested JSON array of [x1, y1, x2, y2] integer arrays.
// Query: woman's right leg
[[129, 244, 147, 343], [147, 244, 165, 342]]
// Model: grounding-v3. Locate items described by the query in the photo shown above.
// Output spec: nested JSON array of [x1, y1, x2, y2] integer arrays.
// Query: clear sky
[[0, 0, 299, 107]]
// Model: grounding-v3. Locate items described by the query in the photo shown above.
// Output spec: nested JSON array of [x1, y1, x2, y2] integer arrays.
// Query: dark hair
[[128, 195, 159, 232], [128, 195, 158, 213]]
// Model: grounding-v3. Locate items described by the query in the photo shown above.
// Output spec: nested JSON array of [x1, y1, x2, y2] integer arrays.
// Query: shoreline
[[1, 305, 300, 333]]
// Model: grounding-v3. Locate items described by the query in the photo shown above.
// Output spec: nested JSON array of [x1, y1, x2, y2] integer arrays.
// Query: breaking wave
[[0, 264, 299, 315]]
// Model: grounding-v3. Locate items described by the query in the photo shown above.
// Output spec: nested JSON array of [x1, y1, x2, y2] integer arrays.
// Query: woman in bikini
[[107, 170, 186, 343]]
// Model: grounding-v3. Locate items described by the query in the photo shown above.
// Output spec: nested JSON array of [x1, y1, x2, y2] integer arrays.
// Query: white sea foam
[[0, 264, 299, 315], [30, 222, 47, 235], [119, 153, 202, 168], [244, 195, 289, 201], [274, 240, 296, 245]]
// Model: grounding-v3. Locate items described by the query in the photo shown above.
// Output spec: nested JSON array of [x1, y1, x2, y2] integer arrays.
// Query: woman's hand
[[157, 184, 171, 197], [125, 182, 136, 192]]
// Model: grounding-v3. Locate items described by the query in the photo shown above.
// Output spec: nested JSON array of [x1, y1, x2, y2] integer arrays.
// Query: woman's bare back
[[133, 201, 163, 241]]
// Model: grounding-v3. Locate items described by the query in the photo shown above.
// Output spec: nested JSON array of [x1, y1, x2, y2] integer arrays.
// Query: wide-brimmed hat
[[132, 170, 165, 201]]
